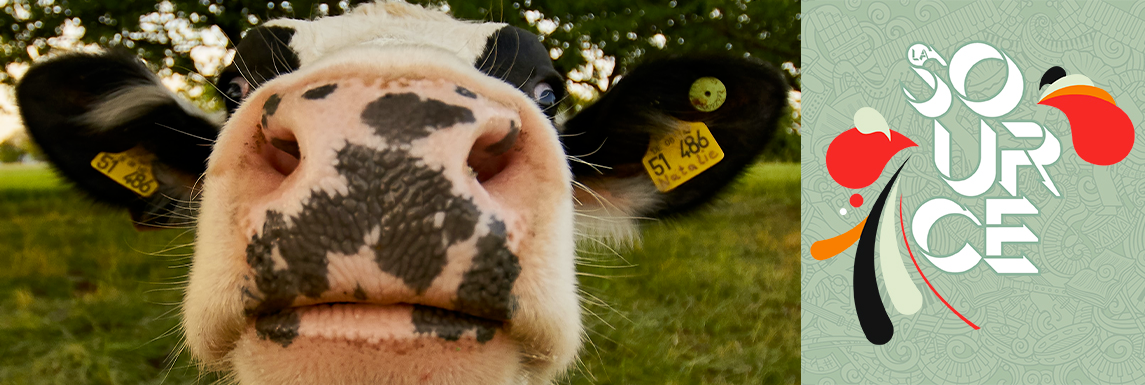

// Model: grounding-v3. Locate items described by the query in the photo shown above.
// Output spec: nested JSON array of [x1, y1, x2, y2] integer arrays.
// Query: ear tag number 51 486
[[643, 122, 725, 192], [90, 146, 160, 197]]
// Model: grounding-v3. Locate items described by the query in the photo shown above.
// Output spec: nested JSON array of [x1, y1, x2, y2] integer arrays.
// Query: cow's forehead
[[263, 3, 505, 67]]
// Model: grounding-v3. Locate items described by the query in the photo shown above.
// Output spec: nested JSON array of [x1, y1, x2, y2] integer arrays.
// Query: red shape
[[1039, 94, 1134, 166], [849, 193, 863, 207], [899, 195, 980, 330], [826, 128, 918, 189]]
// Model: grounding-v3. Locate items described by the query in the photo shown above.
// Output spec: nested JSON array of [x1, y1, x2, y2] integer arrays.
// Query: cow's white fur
[[263, 2, 503, 69]]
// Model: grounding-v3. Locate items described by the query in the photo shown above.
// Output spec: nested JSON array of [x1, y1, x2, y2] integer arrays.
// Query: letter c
[[912, 198, 984, 273]]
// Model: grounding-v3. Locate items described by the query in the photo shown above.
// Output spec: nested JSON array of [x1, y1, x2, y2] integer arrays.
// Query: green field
[[0, 163, 800, 384]]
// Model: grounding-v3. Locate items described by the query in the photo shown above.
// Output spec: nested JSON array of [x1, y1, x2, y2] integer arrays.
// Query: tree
[[2, 0, 797, 85]]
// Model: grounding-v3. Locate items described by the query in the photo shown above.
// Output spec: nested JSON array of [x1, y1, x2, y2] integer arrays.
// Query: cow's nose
[[253, 80, 521, 198], [220, 77, 530, 319]]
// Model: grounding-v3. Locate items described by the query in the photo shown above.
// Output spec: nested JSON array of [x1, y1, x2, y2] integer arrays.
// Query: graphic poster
[[800, 0, 1145, 383]]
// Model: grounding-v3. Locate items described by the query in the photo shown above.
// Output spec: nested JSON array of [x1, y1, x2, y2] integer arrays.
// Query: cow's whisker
[[574, 271, 639, 280], [157, 337, 189, 385], [197, 71, 243, 106], [570, 180, 614, 212], [572, 262, 635, 269], [130, 242, 195, 258], [155, 123, 218, 144]]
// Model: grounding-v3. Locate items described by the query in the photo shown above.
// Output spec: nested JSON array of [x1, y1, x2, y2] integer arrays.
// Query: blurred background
[[0, 1, 800, 384]]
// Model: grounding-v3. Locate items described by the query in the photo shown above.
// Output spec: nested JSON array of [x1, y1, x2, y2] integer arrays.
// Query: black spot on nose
[[1040, 66, 1066, 90], [302, 84, 338, 100], [455, 220, 520, 321], [352, 285, 367, 300], [264, 93, 283, 115], [262, 93, 283, 129], [456, 86, 478, 99], [360, 93, 475, 143]]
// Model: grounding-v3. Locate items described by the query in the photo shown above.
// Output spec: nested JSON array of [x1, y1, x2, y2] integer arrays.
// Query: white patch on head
[[81, 83, 225, 131], [265, 2, 503, 68]]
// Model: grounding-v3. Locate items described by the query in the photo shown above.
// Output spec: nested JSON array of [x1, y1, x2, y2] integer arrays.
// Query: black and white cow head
[[15, 2, 789, 384]]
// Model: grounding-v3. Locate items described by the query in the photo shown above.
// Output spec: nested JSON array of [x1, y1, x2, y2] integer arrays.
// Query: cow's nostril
[[260, 129, 300, 176], [482, 121, 520, 157], [271, 138, 301, 159], [467, 120, 519, 184]]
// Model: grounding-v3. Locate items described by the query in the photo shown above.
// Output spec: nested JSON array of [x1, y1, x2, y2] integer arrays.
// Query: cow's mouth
[[229, 302, 526, 384], [247, 302, 507, 348]]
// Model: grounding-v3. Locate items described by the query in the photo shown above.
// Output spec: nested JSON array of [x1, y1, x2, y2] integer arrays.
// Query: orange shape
[[811, 217, 867, 260], [1042, 85, 1115, 105]]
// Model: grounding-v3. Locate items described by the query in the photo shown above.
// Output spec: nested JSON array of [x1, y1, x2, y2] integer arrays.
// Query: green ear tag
[[689, 77, 726, 112]]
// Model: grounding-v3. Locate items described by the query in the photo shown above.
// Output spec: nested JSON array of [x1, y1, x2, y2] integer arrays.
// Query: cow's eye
[[226, 77, 250, 102], [533, 82, 556, 107]]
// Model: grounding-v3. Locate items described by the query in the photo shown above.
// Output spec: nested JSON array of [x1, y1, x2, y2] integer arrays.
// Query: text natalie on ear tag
[[643, 122, 725, 192], [90, 146, 160, 197], [689, 77, 727, 112]]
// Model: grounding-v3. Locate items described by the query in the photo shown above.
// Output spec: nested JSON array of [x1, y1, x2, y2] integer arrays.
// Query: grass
[[0, 162, 800, 384]]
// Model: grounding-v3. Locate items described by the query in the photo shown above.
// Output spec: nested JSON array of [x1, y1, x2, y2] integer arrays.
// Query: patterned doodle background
[[801, 0, 1145, 383]]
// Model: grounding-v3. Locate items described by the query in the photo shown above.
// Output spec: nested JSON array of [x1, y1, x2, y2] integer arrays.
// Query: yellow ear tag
[[642, 122, 725, 192], [689, 77, 726, 112], [90, 146, 160, 197]]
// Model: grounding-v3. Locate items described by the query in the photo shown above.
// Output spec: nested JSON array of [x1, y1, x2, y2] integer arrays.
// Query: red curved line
[[899, 195, 980, 330]]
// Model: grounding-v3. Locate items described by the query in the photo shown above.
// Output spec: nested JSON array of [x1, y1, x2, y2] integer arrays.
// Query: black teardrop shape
[[853, 159, 908, 345], [1040, 66, 1067, 90]]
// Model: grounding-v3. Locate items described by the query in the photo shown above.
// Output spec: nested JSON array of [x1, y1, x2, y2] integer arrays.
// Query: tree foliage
[[1, 0, 798, 86]]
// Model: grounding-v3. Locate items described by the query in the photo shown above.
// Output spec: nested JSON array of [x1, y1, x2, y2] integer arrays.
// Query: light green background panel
[[801, 0, 1145, 383]]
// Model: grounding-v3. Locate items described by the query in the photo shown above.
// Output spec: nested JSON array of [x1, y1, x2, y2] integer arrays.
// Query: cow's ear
[[561, 56, 789, 235], [16, 52, 222, 229]]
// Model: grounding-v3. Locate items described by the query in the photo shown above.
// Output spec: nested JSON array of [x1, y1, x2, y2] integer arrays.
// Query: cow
[[14, 2, 789, 384]]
